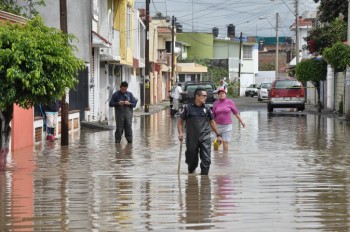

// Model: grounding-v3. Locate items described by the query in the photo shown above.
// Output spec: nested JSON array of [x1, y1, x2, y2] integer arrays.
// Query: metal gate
[[69, 67, 89, 121]]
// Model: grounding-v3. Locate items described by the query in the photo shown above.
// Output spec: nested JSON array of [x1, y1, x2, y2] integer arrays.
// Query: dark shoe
[[188, 169, 196, 174], [127, 140, 132, 144], [200, 170, 209, 175], [115, 141, 120, 144]]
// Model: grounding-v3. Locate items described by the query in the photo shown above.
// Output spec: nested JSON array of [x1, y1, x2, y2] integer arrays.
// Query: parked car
[[245, 84, 258, 97], [267, 78, 305, 112], [257, 82, 272, 101], [180, 81, 217, 109]]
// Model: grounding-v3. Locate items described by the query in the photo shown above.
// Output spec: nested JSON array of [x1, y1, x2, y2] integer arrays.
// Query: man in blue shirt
[[109, 81, 138, 143]]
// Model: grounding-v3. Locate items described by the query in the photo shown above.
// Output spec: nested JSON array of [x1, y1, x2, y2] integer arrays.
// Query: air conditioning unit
[[100, 48, 111, 56]]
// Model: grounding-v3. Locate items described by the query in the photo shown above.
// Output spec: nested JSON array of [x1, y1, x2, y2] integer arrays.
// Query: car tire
[[297, 105, 305, 111], [245, 92, 249, 97], [267, 103, 273, 112]]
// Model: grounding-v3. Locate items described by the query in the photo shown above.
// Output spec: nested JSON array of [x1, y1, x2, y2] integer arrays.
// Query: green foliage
[[227, 82, 239, 98], [338, 95, 344, 114], [0, 16, 85, 110], [295, 58, 327, 85], [259, 63, 275, 71], [323, 42, 350, 71], [179, 58, 228, 86], [313, 0, 348, 23], [306, 18, 347, 54], [0, 0, 45, 19]]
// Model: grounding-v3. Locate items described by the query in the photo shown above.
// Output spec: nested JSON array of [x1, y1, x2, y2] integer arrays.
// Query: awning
[[92, 31, 111, 48], [176, 63, 208, 73], [161, 64, 171, 72], [289, 52, 304, 66]]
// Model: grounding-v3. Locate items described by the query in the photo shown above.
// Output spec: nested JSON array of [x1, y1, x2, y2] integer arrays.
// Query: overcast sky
[[135, 0, 319, 38]]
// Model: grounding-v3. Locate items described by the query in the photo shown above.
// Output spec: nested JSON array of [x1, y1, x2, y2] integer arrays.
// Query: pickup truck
[[180, 81, 217, 108]]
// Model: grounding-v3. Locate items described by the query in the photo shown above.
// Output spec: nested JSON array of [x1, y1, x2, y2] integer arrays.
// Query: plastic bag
[[213, 139, 220, 150]]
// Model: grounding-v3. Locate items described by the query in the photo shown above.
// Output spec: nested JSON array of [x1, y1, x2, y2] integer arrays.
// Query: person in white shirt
[[172, 83, 183, 115], [214, 79, 228, 93]]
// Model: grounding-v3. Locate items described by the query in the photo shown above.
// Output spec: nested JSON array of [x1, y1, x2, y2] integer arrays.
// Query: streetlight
[[259, 13, 279, 79]]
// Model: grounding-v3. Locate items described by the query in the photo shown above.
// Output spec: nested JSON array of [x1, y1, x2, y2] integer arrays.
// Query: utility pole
[[171, 16, 176, 84], [275, 13, 279, 79], [238, 32, 243, 96], [144, 0, 150, 112], [295, 0, 300, 65], [60, 0, 69, 145], [345, 0, 350, 120]]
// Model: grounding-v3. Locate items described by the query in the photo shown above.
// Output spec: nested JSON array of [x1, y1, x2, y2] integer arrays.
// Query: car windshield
[[186, 84, 213, 92], [275, 80, 301, 89], [261, 83, 271, 88]]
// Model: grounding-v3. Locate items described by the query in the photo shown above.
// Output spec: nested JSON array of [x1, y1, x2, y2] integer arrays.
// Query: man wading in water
[[177, 88, 222, 175]]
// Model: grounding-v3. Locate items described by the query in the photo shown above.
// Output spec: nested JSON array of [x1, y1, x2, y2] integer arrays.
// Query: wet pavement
[[2, 97, 350, 231]]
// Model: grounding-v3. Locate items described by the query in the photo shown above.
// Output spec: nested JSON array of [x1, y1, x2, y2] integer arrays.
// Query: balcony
[[157, 49, 169, 64], [99, 29, 121, 62]]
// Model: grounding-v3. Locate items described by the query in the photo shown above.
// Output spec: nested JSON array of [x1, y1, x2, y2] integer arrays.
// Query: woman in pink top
[[212, 88, 245, 151]]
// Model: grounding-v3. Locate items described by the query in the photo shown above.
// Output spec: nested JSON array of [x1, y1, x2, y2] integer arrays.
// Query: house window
[[93, 0, 99, 21], [243, 46, 252, 59], [140, 22, 145, 59], [179, 74, 185, 82], [166, 41, 172, 53], [126, 5, 131, 48]]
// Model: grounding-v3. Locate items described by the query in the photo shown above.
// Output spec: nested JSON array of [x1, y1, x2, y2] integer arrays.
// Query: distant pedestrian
[[109, 81, 138, 143], [212, 87, 245, 151], [171, 83, 183, 116], [42, 99, 60, 140], [214, 79, 228, 93], [178, 88, 222, 175]]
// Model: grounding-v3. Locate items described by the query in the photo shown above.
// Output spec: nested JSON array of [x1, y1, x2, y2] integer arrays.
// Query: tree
[[323, 41, 350, 72], [306, 18, 347, 55], [0, 16, 85, 168], [295, 58, 327, 112], [313, 0, 348, 23], [154, 12, 163, 17], [0, 0, 45, 18]]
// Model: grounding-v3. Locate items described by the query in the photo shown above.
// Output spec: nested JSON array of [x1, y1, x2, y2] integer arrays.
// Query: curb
[[81, 101, 171, 130]]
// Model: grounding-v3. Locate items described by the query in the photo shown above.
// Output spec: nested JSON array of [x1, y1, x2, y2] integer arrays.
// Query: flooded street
[[2, 98, 350, 231]]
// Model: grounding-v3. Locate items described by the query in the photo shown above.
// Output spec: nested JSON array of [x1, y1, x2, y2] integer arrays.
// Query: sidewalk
[[133, 100, 170, 116], [81, 101, 171, 130]]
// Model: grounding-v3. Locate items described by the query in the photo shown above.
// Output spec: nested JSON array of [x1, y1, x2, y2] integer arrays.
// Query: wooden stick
[[177, 140, 183, 175]]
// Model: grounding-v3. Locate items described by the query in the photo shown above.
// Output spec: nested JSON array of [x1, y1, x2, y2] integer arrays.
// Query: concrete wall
[[335, 71, 345, 112], [11, 104, 34, 151], [37, 0, 91, 62], [177, 32, 214, 59]]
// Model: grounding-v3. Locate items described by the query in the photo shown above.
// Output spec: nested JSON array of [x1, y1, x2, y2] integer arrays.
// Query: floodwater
[[1, 108, 350, 231]]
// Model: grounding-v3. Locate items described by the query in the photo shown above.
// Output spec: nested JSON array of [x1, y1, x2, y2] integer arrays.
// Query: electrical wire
[[135, 0, 318, 37]]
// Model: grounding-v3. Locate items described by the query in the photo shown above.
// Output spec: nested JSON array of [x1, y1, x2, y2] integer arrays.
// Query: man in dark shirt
[[177, 88, 222, 175], [109, 81, 138, 143]]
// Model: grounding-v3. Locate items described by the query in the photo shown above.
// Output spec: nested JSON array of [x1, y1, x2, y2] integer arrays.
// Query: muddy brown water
[[1, 108, 350, 231]]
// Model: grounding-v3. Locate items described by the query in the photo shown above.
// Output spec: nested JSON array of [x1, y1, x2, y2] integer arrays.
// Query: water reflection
[[2, 110, 350, 230], [183, 175, 213, 230]]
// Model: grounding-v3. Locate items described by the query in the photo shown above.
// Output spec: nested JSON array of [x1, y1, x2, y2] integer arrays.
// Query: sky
[[134, 0, 320, 38]]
